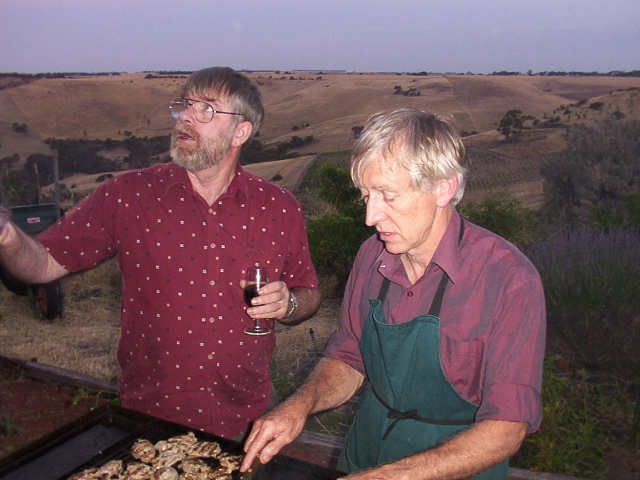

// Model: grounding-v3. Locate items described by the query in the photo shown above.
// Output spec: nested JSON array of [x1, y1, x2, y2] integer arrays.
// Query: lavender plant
[[527, 227, 640, 376]]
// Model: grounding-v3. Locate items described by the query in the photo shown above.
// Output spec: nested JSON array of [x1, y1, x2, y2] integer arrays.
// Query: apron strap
[[370, 384, 473, 440], [377, 276, 391, 302], [428, 219, 465, 317]]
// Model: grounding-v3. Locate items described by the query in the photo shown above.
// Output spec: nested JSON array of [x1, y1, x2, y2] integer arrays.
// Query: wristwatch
[[283, 291, 298, 319]]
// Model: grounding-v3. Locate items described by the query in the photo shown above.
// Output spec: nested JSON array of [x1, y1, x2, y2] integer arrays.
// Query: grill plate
[[0, 404, 342, 480]]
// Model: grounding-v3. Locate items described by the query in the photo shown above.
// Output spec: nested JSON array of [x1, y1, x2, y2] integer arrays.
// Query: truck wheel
[[38, 281, 63, 320]]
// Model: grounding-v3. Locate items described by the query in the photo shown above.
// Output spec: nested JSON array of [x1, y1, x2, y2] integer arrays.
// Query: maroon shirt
[[39, 162, 318, 438], [323, 211, 546, 432]]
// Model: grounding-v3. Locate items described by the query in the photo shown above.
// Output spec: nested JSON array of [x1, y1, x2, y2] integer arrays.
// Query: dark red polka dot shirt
[[39, 162, 318, 438]]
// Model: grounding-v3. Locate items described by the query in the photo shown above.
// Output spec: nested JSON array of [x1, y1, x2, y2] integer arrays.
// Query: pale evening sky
[[0, 0, 638, 74]]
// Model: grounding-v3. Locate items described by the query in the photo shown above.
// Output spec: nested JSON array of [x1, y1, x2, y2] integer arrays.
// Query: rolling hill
[[1, 71, 640, 209]]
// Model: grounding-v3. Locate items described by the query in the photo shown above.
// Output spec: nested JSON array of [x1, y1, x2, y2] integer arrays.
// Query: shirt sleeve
[[475, 276, 546, 433], [278, 201, 319, 291], [38, 180, 117, 272], [321, 242, 370, 375]]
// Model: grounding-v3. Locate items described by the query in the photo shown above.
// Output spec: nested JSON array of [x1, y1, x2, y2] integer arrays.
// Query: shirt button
[[407, 291, 414, 297]]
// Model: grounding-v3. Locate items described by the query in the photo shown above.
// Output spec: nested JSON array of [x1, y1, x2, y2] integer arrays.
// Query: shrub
[[458, 190, 541, 250], [512, 356, 611, 479], [588, 192, 640, 230], [11, 122, 27, 133], [307, 165, 373, 288], [308, 212, 371, 290], [497, 110, 525, 139], [526, 227, 640, 376], [540, 117, 640, 230], [96, 173, 113, 183]]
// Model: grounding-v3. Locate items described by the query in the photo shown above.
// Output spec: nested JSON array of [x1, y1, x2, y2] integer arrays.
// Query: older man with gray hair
[[242, 109, 545, 479]]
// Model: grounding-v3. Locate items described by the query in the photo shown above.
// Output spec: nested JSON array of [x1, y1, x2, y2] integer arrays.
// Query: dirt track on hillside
[[244, 155, 315, 192]]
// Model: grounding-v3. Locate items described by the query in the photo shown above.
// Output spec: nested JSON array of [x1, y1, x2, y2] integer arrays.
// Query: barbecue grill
[[0, 404, 344, 480]]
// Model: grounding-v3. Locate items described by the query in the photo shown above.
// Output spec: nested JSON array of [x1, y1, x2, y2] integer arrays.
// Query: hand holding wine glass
[[244, 267, 271, 335]]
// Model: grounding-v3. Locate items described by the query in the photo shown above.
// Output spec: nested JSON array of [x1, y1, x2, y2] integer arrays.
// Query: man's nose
[[179, 106, 195, 123], [365, 199, 383, 226]]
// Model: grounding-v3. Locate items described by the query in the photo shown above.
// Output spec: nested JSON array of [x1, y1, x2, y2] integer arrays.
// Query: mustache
[[172, 124, 199, 140]]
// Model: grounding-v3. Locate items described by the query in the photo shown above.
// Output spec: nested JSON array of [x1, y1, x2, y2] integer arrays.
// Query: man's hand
[[240, 358, 363, 473], [0, 205, 11, 244], [240, 279, 291, 320], [240, 400, 309, 472], [0, 206, 68, 283]]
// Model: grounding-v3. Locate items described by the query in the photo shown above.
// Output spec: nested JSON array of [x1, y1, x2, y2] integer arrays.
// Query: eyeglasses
[[168, 97, 244, 123]]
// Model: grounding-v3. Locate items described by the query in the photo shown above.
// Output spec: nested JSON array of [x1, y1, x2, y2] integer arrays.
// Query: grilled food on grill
[[186, 441, 222, 458], [132, 439, 157, 463], [155, 432, 198, 453], [125, 462, 154, 479], [179, 458, 213, 474], [152, 466, 179, 480], [67, 468, 100, 480], [151, 449, 186, 468], [66, 432, 241, 480]]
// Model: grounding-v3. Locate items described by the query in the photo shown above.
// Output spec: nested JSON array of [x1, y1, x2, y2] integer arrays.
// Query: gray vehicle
[[0, 151, 65, 320], [0, 203, 65, 320]]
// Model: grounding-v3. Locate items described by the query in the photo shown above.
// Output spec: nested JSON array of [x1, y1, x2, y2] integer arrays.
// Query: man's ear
[[231, 120, 253, 147], [436, 176, 458, 208]]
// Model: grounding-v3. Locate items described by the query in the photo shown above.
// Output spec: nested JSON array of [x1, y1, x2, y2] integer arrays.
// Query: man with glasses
[[0, 67, 321, 439]]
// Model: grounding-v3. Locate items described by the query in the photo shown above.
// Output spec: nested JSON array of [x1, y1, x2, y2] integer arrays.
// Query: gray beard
[[170, 128, 233, 172]]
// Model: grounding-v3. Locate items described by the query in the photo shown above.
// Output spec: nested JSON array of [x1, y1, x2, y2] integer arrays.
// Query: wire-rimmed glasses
[[169, 97, 244, 123]]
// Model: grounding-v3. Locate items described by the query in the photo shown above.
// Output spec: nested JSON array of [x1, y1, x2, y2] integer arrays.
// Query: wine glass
[[243, 267, 271, 335]]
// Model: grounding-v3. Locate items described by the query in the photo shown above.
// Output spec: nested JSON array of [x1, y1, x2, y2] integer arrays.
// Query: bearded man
[[0, 67, 321, 439]]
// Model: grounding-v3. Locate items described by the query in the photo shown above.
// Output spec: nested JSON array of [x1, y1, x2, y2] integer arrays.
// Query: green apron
[[338, 224, 509, 479]]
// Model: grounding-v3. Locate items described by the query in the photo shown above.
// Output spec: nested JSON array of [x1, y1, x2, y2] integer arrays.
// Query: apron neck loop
[[376, 219, 465, 317]]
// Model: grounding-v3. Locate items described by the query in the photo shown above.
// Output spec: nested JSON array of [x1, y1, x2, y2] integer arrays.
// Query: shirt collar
[[432, 209, 463, 285], [165, 161, 249, 201], [228, 161, 249, 199], [372, 208, 463, 285], [165, 162, 191, 191]]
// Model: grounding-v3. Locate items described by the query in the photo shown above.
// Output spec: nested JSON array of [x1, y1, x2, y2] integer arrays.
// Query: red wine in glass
[[244, 267, 271, 335]]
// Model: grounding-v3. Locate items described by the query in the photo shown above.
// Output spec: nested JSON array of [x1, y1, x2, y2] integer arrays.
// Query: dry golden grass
[[244, 155, 316, 191], [6, 74, 180, 139], [253, 73, 640, 155], [0, 259, 121, 380], [3, 72, 640, 164], [0, 258, 342, 385]]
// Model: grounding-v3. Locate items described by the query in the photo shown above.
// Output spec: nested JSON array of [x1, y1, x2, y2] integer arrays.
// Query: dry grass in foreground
[[0, 259, 342, 389], [0, 260, 121, 380]]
